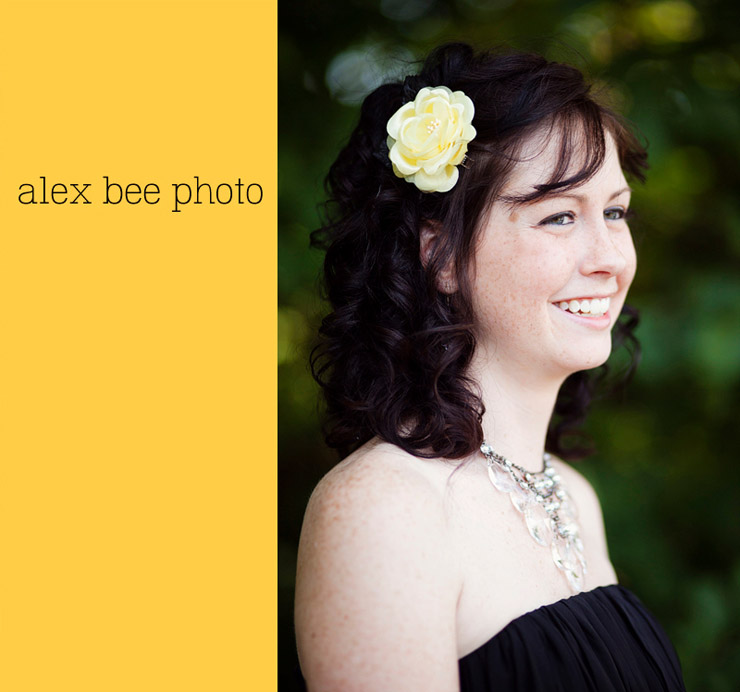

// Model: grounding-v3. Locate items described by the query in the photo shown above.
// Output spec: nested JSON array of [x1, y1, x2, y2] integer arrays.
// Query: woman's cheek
[[618, 233, 638, 291]]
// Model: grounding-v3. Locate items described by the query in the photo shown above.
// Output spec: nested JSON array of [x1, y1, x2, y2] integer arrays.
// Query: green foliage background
[[279, 1, 740, 689]]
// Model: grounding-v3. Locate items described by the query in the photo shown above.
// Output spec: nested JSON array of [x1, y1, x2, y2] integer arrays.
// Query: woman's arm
[[295, 452, 462, 692]]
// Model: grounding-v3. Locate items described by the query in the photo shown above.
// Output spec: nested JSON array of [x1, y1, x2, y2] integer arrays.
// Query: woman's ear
[[419, 220, 457, 294]]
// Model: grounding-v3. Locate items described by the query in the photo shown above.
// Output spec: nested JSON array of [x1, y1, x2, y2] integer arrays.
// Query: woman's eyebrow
[[544, 186, 633, 203], [503, 186, 632, 218]]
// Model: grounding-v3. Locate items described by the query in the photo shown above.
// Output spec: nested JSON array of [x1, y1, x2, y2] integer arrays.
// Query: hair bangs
[[503, 104, 609, 205]]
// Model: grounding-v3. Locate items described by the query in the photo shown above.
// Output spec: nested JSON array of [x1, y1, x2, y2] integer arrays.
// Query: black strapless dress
[[458, 584, 685, 691]]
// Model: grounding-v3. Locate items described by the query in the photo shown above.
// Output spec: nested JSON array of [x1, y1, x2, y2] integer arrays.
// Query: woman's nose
[[579, 217, 629, 277]]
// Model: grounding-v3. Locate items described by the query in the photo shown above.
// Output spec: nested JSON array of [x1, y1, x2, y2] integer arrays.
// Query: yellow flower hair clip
[[386, 86, 476, 193]]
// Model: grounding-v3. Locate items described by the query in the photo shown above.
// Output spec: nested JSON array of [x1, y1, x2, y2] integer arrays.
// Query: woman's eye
[[539, 212, 575, 226], [604, 206, 627, 221]]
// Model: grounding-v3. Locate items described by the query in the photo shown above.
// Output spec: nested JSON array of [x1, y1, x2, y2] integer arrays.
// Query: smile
[[554, 297, 611, 316]]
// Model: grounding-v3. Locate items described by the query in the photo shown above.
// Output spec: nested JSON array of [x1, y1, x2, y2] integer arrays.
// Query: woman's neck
[[468, 350, 566, 473]]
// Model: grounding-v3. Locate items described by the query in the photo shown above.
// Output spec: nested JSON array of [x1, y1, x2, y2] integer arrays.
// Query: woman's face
[[469, 129, 636, 382]]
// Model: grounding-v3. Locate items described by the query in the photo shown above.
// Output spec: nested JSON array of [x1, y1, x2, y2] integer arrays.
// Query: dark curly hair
[[311, 42, 648, 461]]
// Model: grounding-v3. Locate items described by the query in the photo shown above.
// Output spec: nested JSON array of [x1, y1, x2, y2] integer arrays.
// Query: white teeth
[[555, 297, 610, 316]]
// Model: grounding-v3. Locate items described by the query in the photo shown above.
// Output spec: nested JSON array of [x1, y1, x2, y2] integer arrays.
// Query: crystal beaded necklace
[[480, 441, 587, 593]]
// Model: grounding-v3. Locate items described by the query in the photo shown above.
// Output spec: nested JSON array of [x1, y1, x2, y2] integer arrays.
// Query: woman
[[294, 43, 686, 691]]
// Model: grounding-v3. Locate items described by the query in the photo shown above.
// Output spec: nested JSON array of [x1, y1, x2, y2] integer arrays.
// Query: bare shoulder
[[550, 457, 618, 585], [301, 439, 451, 530], [297, 441, 456, 569], [295, 441, 461, 692]]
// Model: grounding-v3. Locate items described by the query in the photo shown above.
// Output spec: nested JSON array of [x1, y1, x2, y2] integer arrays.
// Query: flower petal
[[386, 102, 415, 139], [414, 165, 459, 193], [389, 142, 419, 176]]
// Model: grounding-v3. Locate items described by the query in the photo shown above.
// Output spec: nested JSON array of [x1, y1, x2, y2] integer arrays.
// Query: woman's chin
[[557, 340, 613, 376]]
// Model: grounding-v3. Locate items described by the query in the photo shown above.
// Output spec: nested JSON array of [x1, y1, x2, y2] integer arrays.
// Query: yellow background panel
[[0, 1, 276, 690]]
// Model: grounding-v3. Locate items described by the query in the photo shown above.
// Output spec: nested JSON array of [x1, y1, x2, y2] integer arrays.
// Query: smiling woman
[[294, 43, 686, 691]]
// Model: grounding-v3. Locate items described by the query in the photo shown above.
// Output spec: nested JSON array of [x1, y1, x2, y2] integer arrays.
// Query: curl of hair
[[311, 42, 648, 460]]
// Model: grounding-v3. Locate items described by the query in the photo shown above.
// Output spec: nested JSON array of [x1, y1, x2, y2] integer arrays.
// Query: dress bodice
[[458, 584, 685, 691]]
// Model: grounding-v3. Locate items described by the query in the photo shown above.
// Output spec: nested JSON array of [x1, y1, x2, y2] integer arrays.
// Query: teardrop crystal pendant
[[524, 501, 552, 546], [487, 462, 518, 494], [480, 441, 587, 593]]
